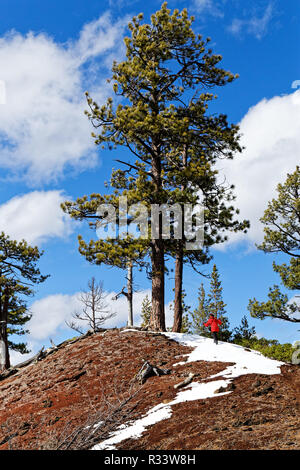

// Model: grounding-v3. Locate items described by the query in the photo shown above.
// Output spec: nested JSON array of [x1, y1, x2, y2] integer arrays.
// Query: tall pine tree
[[64, 3, 248, 332]]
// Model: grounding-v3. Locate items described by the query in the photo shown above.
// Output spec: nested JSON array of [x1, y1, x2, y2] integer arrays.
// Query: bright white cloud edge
[[0, 190, 76, 245], [215, 90, 300, 250]]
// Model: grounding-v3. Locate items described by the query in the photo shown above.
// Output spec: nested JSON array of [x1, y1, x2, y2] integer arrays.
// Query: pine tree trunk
[[151, 238, 165, 331], [0, 287, 10, 371], [150, 146, 165, 332], [172, 145, 187, 333], [0, 333, 6, 371], [91, 277, 96, 333], [127, 261, 133, 327], [172, 242, 183, 332]]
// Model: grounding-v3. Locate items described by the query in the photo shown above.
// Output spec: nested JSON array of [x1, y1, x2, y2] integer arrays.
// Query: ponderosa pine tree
[[248, 167, 300, 324], [0, 232, 48, 370], [64, 3, 248, 331]]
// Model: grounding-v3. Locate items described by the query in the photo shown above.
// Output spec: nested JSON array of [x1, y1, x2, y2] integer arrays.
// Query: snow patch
[[166, 333, 283, 377]]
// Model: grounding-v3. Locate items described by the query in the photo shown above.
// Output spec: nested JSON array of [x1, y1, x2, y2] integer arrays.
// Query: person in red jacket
[[203, 314, 222, 344]]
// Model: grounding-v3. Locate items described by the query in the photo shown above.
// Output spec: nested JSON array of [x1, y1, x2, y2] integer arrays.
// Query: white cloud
[[0, 190, 76, 245], [193, 0, 225, 17], [9, 294, 82, 366], [228, 3, 273, 39], [73, 12, 126, 64], [289, 295, 300, 321], [0, 13, 128, 184], [217, 90, 300, 249], [27, 293, 83, 340]]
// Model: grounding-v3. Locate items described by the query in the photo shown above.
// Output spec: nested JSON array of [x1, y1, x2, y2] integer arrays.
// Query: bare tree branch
[[66, 278, 116, 335]]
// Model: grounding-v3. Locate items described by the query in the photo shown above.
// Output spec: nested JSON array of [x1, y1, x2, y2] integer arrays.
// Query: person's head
[[209, 314, 215, 319]]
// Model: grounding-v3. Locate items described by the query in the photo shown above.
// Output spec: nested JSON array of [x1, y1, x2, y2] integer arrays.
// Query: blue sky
[[0, 0, 299, 362]]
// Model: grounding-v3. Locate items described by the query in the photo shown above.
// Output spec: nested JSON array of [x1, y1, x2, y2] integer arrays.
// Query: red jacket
[[204, 317, 222, 332]]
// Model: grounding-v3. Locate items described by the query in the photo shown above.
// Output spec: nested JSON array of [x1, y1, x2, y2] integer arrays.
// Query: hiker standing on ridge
[[204, 314, 222, 344]]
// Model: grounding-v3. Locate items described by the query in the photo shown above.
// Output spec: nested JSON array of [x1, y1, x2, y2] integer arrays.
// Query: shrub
[[233, 336, 294, 363]]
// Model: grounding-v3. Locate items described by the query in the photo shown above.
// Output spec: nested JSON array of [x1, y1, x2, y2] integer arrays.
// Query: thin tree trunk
[[0, 284, 4, 371], [91, 277, 96, 333], [151, 238, 165, 331], [0, 286, 10, 371], [172, 145, 187, 332], [172, 242, 183, 332], [127, 261, 133, 327], [150, 146, 165, 332], [0, 335, 6, 371]]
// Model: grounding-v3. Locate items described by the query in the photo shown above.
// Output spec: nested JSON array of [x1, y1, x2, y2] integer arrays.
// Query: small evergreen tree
[[179, 290, 192, 333], [207, 264, 231, 341], [207, 264, 226, 317], [140, 295, 152, 328], [180, 311, 192, 334], [232, 315, 256, 342], [191, 283, 211, 337]]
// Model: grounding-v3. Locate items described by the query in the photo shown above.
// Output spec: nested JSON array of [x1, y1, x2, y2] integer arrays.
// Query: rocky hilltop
[[0, 329, 299, 450]]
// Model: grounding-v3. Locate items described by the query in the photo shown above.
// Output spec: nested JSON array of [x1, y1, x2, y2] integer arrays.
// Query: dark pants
[[212, 332, 218, 344]]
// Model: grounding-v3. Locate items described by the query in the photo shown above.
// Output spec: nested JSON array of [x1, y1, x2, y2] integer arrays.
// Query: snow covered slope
[[93, 332, 283, 450], [168, 333, 283, 377]]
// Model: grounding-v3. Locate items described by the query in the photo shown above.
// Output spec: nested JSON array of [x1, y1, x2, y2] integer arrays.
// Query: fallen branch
[[14, 347, 45, 369], [0, 329, 102, 383], [0, 348, 46, 382], [174, 373, 195, 390], [135, 361, 171, 384], [50, 339, 58, 350]]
